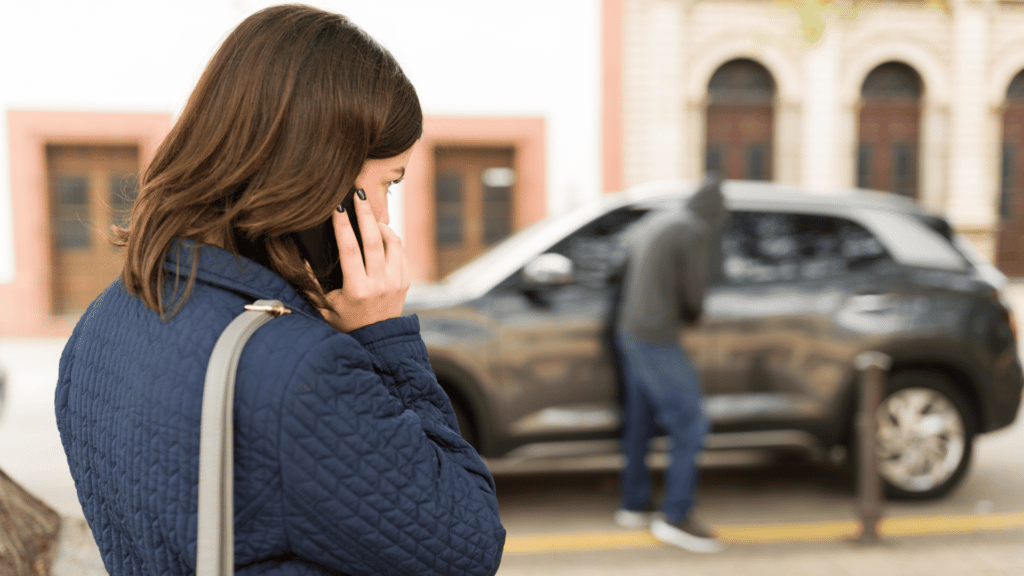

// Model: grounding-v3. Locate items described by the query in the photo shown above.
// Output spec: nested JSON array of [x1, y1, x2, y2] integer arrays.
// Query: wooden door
[[704, 58, 776, 181], [856, 62, 923, 198], [705, 105, 773, 181], [857, 101, 920, 197], [47, 145, 139, 315], [434, 147, 515, 278]]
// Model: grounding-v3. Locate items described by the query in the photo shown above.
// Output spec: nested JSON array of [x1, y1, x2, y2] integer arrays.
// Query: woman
[[54, 5, 505, 575]]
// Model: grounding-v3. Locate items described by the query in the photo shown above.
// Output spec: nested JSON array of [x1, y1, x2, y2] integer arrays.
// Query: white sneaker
[[651, 516, 726, 553], [613, 506, 657, 530]]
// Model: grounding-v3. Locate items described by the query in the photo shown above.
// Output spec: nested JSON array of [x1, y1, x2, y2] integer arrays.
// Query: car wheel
[[447, 393, 479, 450], [874, 370, 975, 500]]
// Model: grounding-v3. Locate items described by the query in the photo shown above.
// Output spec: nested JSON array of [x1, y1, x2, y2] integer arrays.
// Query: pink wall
[[3, 112, 545, 335], [2, 111, 171, 337], [603, 0, 624, 194], [404, 116, 547, 281]]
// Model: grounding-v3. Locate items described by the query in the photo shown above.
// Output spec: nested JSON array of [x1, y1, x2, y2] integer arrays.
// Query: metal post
[[853, 351, 892, 543]]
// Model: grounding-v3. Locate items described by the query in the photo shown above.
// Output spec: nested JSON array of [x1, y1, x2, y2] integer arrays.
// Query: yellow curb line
[[502, 512, 1024, 554]]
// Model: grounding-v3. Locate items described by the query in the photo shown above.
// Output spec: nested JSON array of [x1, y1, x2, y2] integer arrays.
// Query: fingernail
[[356, 188, 366, 201], [336, 203, 345, 213]]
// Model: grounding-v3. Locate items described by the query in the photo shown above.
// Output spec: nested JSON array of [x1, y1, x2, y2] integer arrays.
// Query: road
[[488, 415, 1024, 574], [485, 397, 1024, 530], [3, 285, 1024, 574], [1, 337, 1022, 575], [484, 276, 1024, 574]]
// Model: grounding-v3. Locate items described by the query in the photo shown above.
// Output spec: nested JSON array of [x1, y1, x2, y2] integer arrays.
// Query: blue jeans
[[615, 331, 708, 522]]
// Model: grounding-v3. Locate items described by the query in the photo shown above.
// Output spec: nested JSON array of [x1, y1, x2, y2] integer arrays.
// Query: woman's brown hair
[[116, 4, 422, 318]]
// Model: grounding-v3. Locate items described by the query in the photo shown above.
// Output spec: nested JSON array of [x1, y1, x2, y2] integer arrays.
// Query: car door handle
[[847, 293, 893, 313]]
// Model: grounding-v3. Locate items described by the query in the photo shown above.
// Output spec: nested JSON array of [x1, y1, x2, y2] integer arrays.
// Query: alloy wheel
[[875, 386, 967, 495]]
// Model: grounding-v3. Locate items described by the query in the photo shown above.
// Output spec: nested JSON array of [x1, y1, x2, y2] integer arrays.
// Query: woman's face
[[353, 146, 415, 225]]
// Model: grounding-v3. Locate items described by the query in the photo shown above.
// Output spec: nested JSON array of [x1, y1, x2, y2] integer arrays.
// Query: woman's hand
[[320, 191, 410, 333]]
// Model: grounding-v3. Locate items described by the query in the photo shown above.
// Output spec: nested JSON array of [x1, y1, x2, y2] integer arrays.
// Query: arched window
[[856, 62, 923, 198], [996, 69, 1024, 275], [705, 59, 776, 181]]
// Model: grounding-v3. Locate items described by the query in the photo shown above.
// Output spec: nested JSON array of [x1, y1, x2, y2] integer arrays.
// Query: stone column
[[946, 0, 996, 257], [622, 0, 687, 186], [800, 23, 843, 189]]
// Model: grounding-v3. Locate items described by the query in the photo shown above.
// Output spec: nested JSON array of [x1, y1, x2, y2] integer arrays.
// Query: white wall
[[0, 0, 602, 283]]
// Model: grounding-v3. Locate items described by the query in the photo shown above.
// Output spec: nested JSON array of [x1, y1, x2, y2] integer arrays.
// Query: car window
[[497, 207, 649, 291], [855, 209, 969, 272], [549, 207, 650, 289], [721, 211, 894, 284]]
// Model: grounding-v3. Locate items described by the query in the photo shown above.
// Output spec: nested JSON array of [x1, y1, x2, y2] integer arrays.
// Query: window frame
[[716, 209, 899, 286]]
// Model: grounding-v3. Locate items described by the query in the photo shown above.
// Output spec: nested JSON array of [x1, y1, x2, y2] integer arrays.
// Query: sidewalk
[[0, 338, 107, 575], [3, 281, 1024, 574], [50, 518, 107, 576], [497, 529, 1024, 576], [32, 501, 1024, 576], [35, 492, 1024, 576], [4, 346, 1023, 575]]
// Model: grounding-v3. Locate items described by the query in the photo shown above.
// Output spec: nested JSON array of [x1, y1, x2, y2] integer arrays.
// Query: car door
[[700, 210, 879, 429], [478, 207, 649, 444]]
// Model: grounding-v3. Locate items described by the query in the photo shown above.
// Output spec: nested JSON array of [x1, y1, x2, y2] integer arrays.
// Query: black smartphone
[[293, 187, 363, 292]]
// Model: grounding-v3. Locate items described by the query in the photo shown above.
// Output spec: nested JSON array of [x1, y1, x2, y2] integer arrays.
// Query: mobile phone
[[293, 187, 363, 292]]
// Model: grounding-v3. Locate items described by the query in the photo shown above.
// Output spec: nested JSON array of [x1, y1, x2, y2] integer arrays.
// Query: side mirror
[[522, 253, 574, 287]]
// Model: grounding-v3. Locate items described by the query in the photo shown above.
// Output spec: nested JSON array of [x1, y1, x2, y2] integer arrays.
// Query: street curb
[[503, 511, 1024, 554]]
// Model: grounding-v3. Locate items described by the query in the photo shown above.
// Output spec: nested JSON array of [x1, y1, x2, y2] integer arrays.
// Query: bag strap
[[196, 299, 290, 576]]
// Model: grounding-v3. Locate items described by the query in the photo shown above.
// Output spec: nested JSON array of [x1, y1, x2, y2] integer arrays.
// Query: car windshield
[[441, 201, 612, 288]]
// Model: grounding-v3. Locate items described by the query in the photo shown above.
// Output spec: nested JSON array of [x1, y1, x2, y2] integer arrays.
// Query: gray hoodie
[[616, 177, 727, 344]]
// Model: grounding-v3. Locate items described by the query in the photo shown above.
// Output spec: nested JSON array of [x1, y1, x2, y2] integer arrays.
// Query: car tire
[[872, 370, 975, 500], [447, 393, 479, 450]]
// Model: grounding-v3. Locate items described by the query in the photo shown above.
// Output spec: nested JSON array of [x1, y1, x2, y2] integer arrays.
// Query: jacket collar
[[163, 239, 321, 319]]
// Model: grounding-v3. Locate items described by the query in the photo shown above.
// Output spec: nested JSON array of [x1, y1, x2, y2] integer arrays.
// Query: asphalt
[[3, 283, 1024, 575]]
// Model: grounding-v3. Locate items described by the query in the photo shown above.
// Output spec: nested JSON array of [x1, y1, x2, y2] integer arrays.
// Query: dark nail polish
[[356, 188, 366, 201], [336, 203, 345, 213]]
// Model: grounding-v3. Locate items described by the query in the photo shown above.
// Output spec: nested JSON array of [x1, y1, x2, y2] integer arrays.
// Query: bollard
[[853, 351, 892, 543]]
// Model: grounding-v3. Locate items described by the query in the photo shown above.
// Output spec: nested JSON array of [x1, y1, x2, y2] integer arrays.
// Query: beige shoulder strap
[[196, 300, 290, 576]]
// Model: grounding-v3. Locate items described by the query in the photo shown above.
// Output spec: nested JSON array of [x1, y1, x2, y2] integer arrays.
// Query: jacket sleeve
[[679, 228, 710, 324], [278, 314, 505, 576]]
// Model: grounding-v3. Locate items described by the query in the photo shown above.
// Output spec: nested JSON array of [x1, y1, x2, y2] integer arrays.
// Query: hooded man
[[612, 176, 727, 553]]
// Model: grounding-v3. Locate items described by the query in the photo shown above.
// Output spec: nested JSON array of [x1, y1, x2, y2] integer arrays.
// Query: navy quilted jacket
[[55, 241, 505, 576]]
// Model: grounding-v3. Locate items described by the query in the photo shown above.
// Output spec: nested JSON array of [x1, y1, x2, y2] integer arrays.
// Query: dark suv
[[404, 180, 1024, 499]]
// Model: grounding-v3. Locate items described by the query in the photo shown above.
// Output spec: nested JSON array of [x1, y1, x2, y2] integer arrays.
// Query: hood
[[685, 175, 727, 231], [403, 281, 475, 313]]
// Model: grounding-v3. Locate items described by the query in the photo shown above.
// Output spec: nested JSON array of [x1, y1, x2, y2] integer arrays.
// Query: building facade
[[5, 0, 1024, 337], [0, 1, 600, 337], [610, 0, 1024, 273]]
